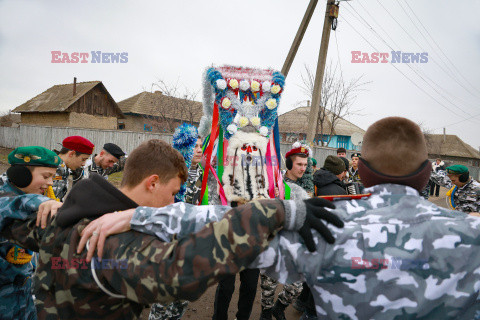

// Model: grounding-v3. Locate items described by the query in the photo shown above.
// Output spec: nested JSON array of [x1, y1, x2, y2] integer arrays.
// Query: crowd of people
[[1, 117, 480, 319], [1, 64, 480, 320]]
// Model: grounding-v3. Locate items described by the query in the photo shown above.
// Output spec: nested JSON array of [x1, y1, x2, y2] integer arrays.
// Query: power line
[[361, 0, 479, 111], [434, 112, 480, 130], [342, 4, 480, 123], [340, 14, 480, 126], [375, 0, 480, 100], [334, 30, 344, 81], [402, 0, 480, 97]]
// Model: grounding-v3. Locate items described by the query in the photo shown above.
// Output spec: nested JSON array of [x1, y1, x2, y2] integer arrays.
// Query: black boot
[[271, 300, 288, 320], [260, 307, 272, 320]]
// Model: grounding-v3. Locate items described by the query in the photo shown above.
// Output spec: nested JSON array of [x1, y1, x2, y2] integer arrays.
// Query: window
[[316, 134, 329, 145], [118, 120, 125, 130], [337, 136, 349, 149], [144, 124, 153, 132]]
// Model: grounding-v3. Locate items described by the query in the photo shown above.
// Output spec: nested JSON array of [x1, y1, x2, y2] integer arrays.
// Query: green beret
[[446, 164, 469, 175], [8, 146, 62, 168], [310, 158, 317, 166]]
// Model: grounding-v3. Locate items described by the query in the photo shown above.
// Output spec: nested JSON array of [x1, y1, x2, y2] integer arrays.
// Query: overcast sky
[[1, 0, 479, 149]]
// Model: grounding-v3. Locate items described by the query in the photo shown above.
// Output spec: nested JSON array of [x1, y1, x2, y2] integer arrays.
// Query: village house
[[117, 91, 203, 133], [425, 134, 480, 167], [12, 78, 124, 130], [278, 106, 365, 150]]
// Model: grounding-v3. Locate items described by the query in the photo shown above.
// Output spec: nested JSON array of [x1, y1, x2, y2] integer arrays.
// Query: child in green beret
[[0, 146, 63, 320]]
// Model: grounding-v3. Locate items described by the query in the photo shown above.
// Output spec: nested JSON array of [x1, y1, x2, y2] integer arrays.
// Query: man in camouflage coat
[[430, 164, 480, 214], [89, 118, 480, 319], [0, 140, 341, 320], [256, 117, 480, 319], [53, 136, 94, 201]]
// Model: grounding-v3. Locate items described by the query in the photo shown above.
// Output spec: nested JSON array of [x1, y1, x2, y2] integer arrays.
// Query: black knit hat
[[103, 143, 125, 159], [323, 155, 346, 175]]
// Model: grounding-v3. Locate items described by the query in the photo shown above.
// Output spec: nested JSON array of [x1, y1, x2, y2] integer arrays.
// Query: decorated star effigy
[[198, 65, 287, 204]]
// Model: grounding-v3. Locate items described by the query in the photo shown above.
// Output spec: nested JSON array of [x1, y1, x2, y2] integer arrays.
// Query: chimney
[[443, 127, 446, 142], [73, 77, 77, 96], [307, 100, 310, 107]]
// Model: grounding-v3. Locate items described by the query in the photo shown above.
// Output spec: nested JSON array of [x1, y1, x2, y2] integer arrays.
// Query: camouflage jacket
[[52, 162, 78, 201], [0, 175, 49, 287], [254, 184, 480, 319], [431, 171, 480, 213], [133, 184, 480, 319], [348, 167, 361, 184], [184, 165, 203, 205], [1, 197, 288, 319], [76, 155, 126, 182]]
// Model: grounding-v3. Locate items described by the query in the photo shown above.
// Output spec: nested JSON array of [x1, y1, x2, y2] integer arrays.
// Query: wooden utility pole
[[305, 0, 337, 144], [281, 0, 319, 77]]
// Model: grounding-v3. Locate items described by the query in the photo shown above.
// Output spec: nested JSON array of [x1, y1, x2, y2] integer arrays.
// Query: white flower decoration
[[266, 98, 277, 110], [227, 124, 238, 134], [221, 97, 231, 109], [271, 84, 281, 94], [292, 142, 301, 148], [238, 116, 249, 127], [229, 79, 239, 89], [240, 80, 250, 91], [251, 80, 260, 92], [259, 126, 269, 136], [216, 79, 227, 90], [262, 81, 271, 92], [250, 116, 261, 126]]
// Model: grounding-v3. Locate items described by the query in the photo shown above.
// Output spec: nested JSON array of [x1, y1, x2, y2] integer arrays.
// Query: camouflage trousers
[[0, 277, 36, 320], [260, 273, 303, 309], [148, 301, 188, 320]]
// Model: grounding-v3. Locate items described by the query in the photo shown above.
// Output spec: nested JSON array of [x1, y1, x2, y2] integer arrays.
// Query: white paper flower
[[216, 79, 227, 90], [240, 80, 250, 91], [221, 97, 231, 109], [238, 116, 249, 127], [266, 98, 277, 110], [292, 141, 301, 149], [271, 84, 281, 94], [227, 124, 238, 134], [262, 81, 271, 92], [259, 126, 269, 136], [229, 79, 239, 89], [250, 116, 261, 126], [251, 80, 260, 92]]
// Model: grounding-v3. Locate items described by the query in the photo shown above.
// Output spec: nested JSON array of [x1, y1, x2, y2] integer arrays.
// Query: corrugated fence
[[1, 124, 478, 180]]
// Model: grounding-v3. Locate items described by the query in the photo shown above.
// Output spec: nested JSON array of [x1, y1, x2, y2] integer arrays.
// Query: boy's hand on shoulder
[[36, 200, 63, 229]]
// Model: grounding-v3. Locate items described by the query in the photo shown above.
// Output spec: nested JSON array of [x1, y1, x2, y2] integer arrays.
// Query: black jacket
[[313, 168, 348, 196], [56, 173, 138, 227]]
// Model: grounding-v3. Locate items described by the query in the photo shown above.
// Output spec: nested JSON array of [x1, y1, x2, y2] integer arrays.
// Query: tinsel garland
[[296, 157, 315, 193], [172, 123, 198, 202]]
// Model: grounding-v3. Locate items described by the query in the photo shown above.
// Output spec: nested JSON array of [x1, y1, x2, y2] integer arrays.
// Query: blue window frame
[[337, 136, 349, 149]]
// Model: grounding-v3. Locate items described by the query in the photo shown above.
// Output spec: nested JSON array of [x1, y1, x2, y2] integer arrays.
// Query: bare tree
[[298, 63, 368, 146], [141, 79, 200, 133], [420, 123, 443, 158], [0, 110, 18, 127]]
